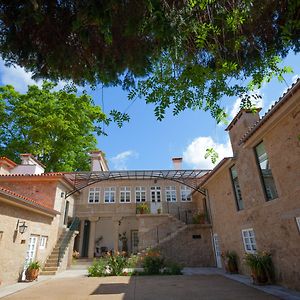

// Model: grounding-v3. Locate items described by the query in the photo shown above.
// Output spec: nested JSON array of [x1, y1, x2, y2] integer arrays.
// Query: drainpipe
[[205, 188, 217, 267]]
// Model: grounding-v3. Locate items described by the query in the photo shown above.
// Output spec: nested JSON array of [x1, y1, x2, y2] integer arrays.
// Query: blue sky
[[0, 53, 299, 171]]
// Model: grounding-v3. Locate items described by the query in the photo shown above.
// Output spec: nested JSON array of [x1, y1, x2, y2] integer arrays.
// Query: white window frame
[[165, 186, 177, 202], [180, 186, 192, 202], [120, 187, 131, 203], [242, 228, 257, 253], [150, 186, 161, 202], [104, 187, 116, 203], [296, 217, 300, 233], [88, 187, 100, 203], [135, 187, 146, 202], [39, 235, 48, 250]]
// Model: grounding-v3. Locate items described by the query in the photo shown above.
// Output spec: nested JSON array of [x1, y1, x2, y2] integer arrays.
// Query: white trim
[[242, 228, 257, 253], [88, 187, 100, 204], [165, 186, 177, 202], [135, 186, 146, 203], [180, 186, 192, 202], [39, 235, 48, 249], [104, 187, 116, 203], [296, 217, 300, 233], [120, 186, 131, 203]]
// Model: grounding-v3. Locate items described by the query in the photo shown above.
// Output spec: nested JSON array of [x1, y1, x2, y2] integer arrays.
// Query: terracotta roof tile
[[0, 157, 17, 167], [0, 185, 58, 215]]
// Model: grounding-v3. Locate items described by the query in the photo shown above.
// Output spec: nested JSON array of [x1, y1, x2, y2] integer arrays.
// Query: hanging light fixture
[[16, 220, 28, 234]]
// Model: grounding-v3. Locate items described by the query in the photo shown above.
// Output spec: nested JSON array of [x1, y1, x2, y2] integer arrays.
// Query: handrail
[[57, 217, 80, 266]]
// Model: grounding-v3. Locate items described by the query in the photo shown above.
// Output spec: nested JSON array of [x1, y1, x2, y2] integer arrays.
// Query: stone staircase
[[138, 214, 187, 251], [41, 218, 79, 275]]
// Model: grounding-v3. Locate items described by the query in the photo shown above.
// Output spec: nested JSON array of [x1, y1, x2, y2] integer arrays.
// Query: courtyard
[[0, 273, 288, 300]]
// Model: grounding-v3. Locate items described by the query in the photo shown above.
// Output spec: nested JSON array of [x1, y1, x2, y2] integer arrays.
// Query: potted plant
[[136, 203, 150, 214], [25, 261, 41, 281], [244, 251, 274, 285], [221, 251, 238, 274], [157, 208, 161, 214], [192, 212, 207, 224]]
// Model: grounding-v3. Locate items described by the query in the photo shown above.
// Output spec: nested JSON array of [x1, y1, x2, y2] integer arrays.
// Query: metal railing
[[57, 217, 80, 266]]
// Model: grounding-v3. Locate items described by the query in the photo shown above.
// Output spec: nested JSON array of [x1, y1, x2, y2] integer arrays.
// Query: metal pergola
[[63, 169, 210, 198]]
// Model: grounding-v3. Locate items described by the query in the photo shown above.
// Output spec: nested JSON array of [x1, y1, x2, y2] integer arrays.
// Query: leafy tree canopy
[[0, 82, 107, 171], [0, 0, 299, 121]]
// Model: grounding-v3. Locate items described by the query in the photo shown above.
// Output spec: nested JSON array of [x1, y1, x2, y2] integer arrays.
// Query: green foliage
[[88, 258, 108, 277], [204, 148, 219, 164], [136, 203, 150, 214], [163, 262, 183, 275], [27, 261, 41, 270], [244, 251, 274, 282], [192, 212, 207, 224], [0, 82, 106, 171], [106, 253, 129, 276], [0, 1, 299, 121], [88, 253, 138, 277], [142, 250, 165, 275]]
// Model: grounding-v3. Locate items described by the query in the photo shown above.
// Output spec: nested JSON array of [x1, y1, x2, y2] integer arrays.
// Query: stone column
[[88, 218, 97, 258], [112, 218, 120, 253], [78, 219, 85, 256]]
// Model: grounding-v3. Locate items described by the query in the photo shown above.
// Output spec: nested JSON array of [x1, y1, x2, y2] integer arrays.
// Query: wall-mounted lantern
[[16, 220, 28, 234]]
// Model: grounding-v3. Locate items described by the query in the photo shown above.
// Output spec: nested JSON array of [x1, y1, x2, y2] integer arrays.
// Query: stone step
[[43, 266, 59, 271], [44, 262, 59, 268], [40, 270, 57, 276]]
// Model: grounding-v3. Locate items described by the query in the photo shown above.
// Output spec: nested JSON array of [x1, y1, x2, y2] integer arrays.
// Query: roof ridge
[[239, 77, 300, 145]]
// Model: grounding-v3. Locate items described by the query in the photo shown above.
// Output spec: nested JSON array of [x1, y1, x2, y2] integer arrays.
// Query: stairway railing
[[57, 217, 80, 266]]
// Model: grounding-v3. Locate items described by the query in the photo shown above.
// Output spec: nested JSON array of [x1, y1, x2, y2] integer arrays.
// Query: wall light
[[16, 220, 28, 234]]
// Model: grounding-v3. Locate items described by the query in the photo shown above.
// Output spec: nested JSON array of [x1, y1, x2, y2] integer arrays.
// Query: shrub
[[244, 251, 274, 284], [142, 250, 165, 274], [88, 258, 108, 277], [163, 262, 183, 275], [107, 253, 129, 276]]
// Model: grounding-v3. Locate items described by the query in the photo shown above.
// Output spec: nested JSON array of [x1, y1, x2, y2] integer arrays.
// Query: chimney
[[226, 108, 261, 155], [89, 150, 109, 171], [10, 153, 45, 174], [172, 157, 183, 170]]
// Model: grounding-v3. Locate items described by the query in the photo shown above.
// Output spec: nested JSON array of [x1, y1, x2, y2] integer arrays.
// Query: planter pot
[[251, 269, 268, 285], [25, 268, 39, 281], [225, 261, 238, 274]]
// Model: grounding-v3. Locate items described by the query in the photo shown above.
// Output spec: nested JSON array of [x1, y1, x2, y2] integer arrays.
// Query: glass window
[[255, 142, 278, 201], [150, 187, 161, 202], [165, 186, 177, 202], [296, 217, 300, 233], [104, 187, 115, 203], [39, 236, 48, 249], [135, 187, 146, 202], [180, 186, 192, 201], [120, 187, 131, 203], [230, 165, 244, 210], [88, 188, 100, 203], [242, 229, 257, 253]]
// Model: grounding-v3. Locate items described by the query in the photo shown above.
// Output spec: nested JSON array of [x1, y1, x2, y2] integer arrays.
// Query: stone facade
[[202, 80, 300, 290]]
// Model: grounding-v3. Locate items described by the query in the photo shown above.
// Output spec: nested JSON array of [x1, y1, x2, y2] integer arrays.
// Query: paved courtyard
[[3, 275, 279, 300]]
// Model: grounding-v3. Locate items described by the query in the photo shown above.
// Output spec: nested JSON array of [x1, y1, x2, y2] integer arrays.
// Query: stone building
[[201, 79, 300, 290], [0, 155, 77, 286]]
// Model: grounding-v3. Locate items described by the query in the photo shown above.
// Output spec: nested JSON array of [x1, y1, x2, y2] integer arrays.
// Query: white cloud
[[183, 136, 232, 169], [0, 59, 80, 93], [0, 60, 42, 93], [111, 150, 138, 170], [292, 74, 299, 83], [230, 90, 263, 119]]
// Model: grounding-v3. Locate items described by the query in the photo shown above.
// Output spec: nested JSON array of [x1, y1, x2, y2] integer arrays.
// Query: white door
[[24, 235, 38, 269], [150, 187, 162, 214], [213, 234, 222, 268], [131, 230, 139, 254]]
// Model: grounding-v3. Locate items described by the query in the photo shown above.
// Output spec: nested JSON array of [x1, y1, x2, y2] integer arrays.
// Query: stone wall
[[157, 225, 215, 267], [0, 200, 60, 286], [205, 92, 300, 290]]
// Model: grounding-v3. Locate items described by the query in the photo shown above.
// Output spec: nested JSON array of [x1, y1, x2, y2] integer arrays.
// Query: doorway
[[150, 186, 162, 214], [24, 235, 38, 268], [213, 233, 222, 268], [81, 220, 90, 257]]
